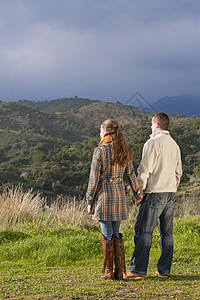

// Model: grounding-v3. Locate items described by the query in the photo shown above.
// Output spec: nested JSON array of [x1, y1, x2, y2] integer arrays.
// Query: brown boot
[[101, 235, 114, 280], [113, 233, 126, 280]]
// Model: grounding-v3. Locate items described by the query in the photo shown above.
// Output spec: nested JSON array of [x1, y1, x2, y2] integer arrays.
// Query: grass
[[0, 186, 199, 299], [1, 261, 199, 299], [0, 216, 199, 299]]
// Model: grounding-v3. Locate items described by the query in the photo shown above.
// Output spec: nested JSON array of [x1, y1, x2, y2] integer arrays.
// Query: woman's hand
[[88, 204, 93, 214]]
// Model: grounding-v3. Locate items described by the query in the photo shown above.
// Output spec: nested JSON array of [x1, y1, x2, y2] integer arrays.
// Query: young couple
[[86, 113, 182, 280]]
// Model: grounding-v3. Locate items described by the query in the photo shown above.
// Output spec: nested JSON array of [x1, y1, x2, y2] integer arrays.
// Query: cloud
[[0, 0, 200, 102]]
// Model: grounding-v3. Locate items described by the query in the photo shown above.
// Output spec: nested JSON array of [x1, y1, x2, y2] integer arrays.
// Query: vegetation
[[0, 186, 88, 231], [0, 218, 199, 299], [0, 186, 199, 299], [0, 185, 199, 231], [0, 98, 199, 201], [0, 98, 199, 299], [19, 97, 98, 113]]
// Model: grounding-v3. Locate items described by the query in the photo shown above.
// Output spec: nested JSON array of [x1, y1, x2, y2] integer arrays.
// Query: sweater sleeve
[[86, 147, 102, 205], [175, 147, 182, 187], [137, 140, 158, 190]]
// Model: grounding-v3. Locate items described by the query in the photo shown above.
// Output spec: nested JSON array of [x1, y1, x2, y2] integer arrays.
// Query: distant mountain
[[152, 95, 200, 117]]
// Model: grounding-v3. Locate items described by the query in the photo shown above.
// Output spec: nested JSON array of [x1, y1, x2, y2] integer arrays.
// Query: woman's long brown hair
[[101, 119, 132, 166]]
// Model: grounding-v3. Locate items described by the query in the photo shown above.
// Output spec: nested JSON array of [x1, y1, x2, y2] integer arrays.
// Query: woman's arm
[[86, 147, 102, 206], [125, 162, 144, 205]]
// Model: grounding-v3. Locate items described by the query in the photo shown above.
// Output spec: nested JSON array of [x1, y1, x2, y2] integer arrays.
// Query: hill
[[0, 100, 151, 197], [19, 97, 99, 113], [0, 99, 199, 199], [152, 95, 200, 117]]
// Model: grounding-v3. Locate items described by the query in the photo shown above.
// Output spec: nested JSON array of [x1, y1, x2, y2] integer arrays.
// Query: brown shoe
[[101, 235, 114, 280], [125, 270, 143, 279], [155, 271, 169, 278]]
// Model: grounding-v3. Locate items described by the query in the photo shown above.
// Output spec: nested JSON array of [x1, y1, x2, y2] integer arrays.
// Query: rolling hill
[[0, 98, 199, 199]]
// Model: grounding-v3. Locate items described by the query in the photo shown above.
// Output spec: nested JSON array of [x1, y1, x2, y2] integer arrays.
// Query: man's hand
[[135, 197, 143, 206]]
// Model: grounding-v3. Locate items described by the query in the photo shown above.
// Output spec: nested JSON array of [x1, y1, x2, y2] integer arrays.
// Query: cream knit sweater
[[137, 130, 182, 193]]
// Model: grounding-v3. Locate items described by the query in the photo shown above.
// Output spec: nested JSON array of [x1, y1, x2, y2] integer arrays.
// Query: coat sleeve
[[125, 161, 144, 203], [86, 147, 102, 205]]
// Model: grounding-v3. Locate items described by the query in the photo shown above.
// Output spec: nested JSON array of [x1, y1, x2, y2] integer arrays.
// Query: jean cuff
[[129, 268, 146, 277]]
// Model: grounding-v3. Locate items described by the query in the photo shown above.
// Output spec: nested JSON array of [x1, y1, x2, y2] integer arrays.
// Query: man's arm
[[137, 140, 158, 190], [175, 148, 182, 187]]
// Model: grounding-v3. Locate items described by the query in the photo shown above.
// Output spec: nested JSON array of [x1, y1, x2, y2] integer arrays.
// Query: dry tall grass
[[174, 190, 200, 218], [0, 185, 89, 231], [0, 185, 45, 230], [43, 195, 89, 228], [0, 185, 199, 231]]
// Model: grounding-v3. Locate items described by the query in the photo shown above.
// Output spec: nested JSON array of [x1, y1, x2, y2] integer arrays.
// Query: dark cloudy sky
[[1, 0, 200, 103]]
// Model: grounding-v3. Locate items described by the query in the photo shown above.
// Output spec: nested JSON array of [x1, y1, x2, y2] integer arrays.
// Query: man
[[126, 112, 182, 279]]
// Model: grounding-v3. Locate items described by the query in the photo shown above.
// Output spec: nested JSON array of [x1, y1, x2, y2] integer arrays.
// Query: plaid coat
[[86, 143, 142, 221]]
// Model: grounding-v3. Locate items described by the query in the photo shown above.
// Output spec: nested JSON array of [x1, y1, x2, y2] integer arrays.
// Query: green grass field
[[0, 216, 199, 299]]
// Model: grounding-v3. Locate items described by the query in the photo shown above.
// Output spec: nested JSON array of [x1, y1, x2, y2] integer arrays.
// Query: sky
[[1, 0, 200, 104]]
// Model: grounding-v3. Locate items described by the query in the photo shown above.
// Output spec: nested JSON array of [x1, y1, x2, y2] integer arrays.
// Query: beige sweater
[[137, 130, 182, 193]]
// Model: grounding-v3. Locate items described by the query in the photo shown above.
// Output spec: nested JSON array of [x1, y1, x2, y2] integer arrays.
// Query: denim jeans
[[99, 221, 121, 241], [129, 192, 175, 276]]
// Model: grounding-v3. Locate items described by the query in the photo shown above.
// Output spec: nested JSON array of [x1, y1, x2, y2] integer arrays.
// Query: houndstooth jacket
[[86, 143, 143, 221]]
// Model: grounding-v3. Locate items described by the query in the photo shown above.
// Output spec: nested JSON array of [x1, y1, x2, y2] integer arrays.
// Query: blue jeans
[[129, 192, 175, 276], [99, 221, 121, 241]]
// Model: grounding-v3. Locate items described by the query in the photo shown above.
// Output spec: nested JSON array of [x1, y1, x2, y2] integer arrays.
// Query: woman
[[86, 119, 143, 280]]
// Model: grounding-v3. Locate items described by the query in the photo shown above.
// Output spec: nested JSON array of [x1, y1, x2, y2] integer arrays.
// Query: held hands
[[135, 189, 144, 206], [88, 204, 93, 215], [135, 197, 143, 206]]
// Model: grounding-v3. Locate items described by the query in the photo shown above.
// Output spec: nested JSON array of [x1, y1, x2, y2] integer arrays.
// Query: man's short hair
[[153, 112, 169, 130]]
